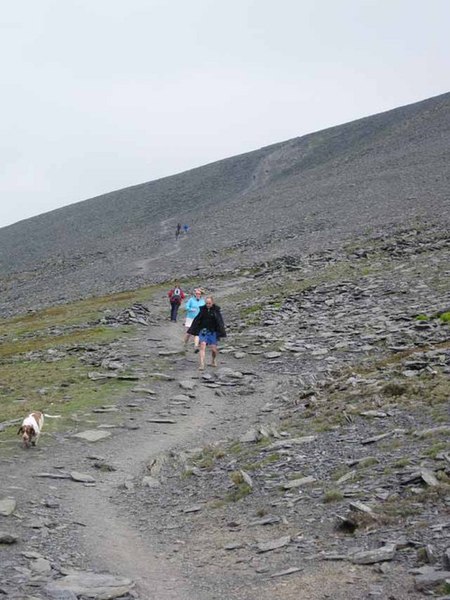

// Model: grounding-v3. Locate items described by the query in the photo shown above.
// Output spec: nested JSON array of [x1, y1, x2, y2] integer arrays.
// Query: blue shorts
[[199, 329, 218, 345]]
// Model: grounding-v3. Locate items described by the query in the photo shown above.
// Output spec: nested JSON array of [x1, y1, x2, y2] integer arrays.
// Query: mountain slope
[[1, 92, 449, 315]]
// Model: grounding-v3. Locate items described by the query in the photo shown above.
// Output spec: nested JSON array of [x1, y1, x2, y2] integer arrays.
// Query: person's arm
[[216, 309, 227, 338], [188, 311, 202, 335]]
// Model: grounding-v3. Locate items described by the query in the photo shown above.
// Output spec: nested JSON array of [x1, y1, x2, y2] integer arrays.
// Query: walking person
[[175, 223, 181, 239], [183, 288, 205, 351], [168, 283, 185, 322], [187, 296, 226, 370]]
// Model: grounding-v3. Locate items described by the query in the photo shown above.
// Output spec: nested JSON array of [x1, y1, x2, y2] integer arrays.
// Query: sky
[[1, 0, 449, 229]]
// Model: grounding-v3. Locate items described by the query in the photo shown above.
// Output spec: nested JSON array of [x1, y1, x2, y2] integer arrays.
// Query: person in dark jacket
[[187, 296, 226, 370], [168, 283, 185, 322]]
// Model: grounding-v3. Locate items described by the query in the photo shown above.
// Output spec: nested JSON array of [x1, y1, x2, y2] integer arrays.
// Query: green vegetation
[[192, 445, 226, 470], [323, 489, 344, 503], [0, 284, 172, 440], [439, 311, 450, 323], [226, 471, 253, 502]]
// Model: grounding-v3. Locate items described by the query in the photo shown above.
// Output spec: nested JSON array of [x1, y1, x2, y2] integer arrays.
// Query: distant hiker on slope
[[183, 288, 205, 351], [175, 223, 181, 239], [187, 296, 226, 370], [183, 224, 189, 234], [168, 283, 185, 322]]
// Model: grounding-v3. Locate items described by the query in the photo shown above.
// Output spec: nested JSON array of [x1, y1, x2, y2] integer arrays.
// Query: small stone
[[72, 430, 111, 442], [184, 505, 202, 514], [31, 557, 52, 574], [0, 498, 16, 517], [257, 535, 291, 553], [179, 380, 196, 391], [264, 351, 282, 359], [0, 532, 18, 544], [70, 472, 96, 483], [270, 566, 302, 578], [283, 476, 316, 490], [142, 476, 161, 488]]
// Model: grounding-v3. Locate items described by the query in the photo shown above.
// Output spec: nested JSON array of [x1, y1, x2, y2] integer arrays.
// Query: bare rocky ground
[[1, 220, 449, 599]]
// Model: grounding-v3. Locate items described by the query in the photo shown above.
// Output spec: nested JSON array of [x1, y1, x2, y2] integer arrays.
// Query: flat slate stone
[[36, 472, 71, 480], [283, 476, 316, 490], [148, 372, 175, 381], [264, 351, 282, 359], [179, 380, 197, 391], [257, 535, 291, 553], [0, 497, 16, 517], [0, 531, 18, 544], [142, 476, 161, 488], [46, 571, 133, 600], [349, 544, 396, 564], [31, 557, 52, 573], [72, 430, 111, 442], [70, 472, 96, 483]]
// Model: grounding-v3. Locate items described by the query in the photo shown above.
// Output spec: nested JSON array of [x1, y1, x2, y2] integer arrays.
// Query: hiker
[[187, 296, 226, 370], [168, 283, 185, 322], [175, 223, 181, 239], [183, 224, 189, 234], [183, 288, 205, 351]]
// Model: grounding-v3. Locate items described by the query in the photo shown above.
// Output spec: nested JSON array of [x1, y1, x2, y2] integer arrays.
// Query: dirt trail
[[135, 217, 183, 275], [42, 302, 272, 599]]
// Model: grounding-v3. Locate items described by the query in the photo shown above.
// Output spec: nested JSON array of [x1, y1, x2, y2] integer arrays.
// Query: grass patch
[[323, 489, 344, 503], [192, 445, 226, 470], [424, 442, 449, 459], [0, 326, 126, 359], [438, 311, 450, 323], [0, 356, 134, 436]]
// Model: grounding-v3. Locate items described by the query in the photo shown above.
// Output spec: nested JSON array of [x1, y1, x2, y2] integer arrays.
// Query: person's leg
[[199, 342, 206, 370], [194, 335, 200, 353], [170, 303, 176, 321], [172, 303, 179, 322], [210, 344, 218, 367]]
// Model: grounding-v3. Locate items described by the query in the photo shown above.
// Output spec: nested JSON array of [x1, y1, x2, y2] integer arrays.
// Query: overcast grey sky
[[1, 0, 449, 228]]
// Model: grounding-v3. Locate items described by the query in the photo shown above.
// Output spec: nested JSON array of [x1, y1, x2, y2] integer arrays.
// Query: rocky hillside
[[1, 91, 449, 317]]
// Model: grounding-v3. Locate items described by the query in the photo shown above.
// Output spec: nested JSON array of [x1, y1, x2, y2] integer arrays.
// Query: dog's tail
[[43, 413, 62, 418]]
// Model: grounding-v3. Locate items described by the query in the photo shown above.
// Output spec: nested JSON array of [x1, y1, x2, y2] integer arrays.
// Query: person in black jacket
[[187, 296, 226, 370]]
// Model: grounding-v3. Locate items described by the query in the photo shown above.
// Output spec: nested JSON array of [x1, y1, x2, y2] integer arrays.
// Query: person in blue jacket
[[183, 288, 205, 351]]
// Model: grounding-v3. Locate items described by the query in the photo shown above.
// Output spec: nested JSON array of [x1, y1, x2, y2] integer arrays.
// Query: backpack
[[171, 287, 182, 304]]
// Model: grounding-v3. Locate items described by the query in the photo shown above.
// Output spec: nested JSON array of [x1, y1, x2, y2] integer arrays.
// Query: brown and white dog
[[18, 411, 44, 448]]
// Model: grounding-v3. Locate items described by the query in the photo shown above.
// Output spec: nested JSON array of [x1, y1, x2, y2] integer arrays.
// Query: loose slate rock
[[349, 544, 396, 564], [414, 567, 450, 591], [257, 535, 291, 553], [46, 571, 133, 599], [249, 515, 281, 527], [271, 566, 303, 578], [0, 498, 16, 517], [72, 430, 111, 442], [0, 532, 18, 544], [132, 387, 157, 395], [142, 476, 161, 488], [31, 557, 52, 574], [148, 373, 175, 381], [283, 476, 316, 490], [264, 351, 282, 359], [70, 472, 96, 484], [179, 380, 197, 391]]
